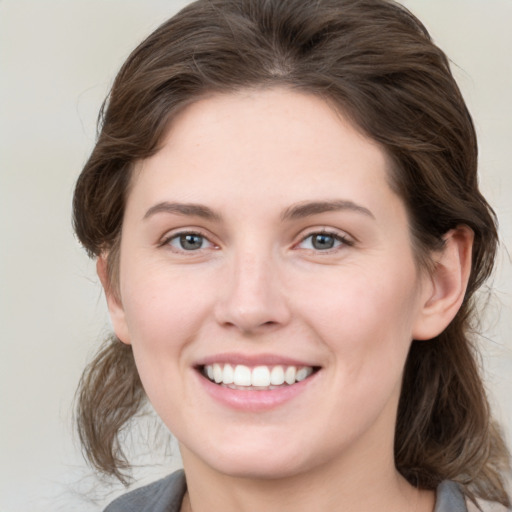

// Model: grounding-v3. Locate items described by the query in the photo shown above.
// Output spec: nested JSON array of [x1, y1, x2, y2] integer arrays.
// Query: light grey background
[[1, 1, 511, 510]]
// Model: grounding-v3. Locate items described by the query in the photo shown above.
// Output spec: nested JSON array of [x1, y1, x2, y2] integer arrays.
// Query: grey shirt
[[104, 470, 469, 512]]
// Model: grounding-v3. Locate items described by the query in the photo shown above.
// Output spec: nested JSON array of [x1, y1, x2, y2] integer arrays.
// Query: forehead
[[127, 88, 401, 222], [159, 88, 380, 163]]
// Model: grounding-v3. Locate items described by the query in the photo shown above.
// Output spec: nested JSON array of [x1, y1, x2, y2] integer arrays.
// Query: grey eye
[[311, 233, 336, 250], [298, 232, 347, 251], [169, 233, 207, 251]]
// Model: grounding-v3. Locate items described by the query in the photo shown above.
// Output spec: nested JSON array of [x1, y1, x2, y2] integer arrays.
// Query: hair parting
[[73, 0, 510, 504]]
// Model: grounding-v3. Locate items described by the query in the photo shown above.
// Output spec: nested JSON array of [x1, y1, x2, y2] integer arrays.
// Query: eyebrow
[[143, 199, 374, 223], [143, 202, 222, 221], [281, 200, 375, 221]]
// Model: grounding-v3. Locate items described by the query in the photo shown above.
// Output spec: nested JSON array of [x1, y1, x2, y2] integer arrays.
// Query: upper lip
[[194, 352, 320, 368]]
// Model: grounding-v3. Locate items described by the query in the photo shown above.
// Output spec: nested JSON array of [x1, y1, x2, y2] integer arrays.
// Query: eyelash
[[160, 229, 353, 254], [296, 230, 353, 252], [160, 231, 216, 252]]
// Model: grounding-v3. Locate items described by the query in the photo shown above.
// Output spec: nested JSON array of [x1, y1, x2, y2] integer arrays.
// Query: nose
[[214, 250, 291, 334]]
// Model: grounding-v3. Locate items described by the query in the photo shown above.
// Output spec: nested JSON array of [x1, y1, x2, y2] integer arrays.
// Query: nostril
[[213, 278, 292, 332]]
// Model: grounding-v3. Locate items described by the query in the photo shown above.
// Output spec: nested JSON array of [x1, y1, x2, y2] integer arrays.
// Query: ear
[[412, 226, 474, 340], [97, 256, 131, 345]]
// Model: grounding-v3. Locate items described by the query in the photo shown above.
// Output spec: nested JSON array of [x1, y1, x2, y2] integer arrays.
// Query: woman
[[73, 0, 511, 510]]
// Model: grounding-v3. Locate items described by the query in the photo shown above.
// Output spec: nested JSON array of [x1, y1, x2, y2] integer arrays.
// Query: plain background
[[1, 1, 511, 510]]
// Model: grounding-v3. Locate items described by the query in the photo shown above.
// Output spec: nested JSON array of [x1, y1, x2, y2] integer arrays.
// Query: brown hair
[[73, 0, 511, 504]]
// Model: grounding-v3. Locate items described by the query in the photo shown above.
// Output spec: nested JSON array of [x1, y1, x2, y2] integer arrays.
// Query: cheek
[[120, 272, 210, 418], [301, 262, 421, 373], [121, 267, 213, 359]]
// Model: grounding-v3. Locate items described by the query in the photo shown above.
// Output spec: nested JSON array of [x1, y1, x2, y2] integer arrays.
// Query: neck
[[179, 441, 435, 512]]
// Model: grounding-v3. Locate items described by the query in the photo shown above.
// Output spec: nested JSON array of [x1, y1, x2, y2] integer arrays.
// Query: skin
[[100, 88, 473, 512]]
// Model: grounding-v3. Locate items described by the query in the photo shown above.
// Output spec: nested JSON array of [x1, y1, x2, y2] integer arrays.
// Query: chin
[[182, 433, 332, 481], [210, 456, 308, 481]]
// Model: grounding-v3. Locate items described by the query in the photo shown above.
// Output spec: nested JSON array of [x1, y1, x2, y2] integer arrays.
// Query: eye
[[298, 231, 350, 251], [165, 232, 214, 251]]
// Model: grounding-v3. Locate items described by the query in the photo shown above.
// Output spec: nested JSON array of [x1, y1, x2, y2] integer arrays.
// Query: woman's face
[[107, 89, 435, 479]]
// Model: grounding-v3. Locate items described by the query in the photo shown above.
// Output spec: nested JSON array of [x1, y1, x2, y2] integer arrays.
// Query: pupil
[[181, 234, 202, 250], [313, 234, 334, 250]]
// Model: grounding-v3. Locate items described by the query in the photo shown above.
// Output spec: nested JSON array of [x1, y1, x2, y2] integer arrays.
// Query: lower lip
[[196, 370, 319, 412]]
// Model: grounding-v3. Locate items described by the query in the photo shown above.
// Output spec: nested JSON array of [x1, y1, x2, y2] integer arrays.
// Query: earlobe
[[96, 256, 131, 345], [412, 226, 474, 341]]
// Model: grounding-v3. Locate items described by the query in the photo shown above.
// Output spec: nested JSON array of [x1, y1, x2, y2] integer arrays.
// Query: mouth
[[199, 363, 320, 390]]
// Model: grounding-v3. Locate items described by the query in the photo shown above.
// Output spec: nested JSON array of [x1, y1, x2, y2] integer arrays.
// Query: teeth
[[296, 367, 313, 382], [203, 363, 315, 388], [251, 366, 270, 387], [285, 366, 296, 385], [270, 366, 285, 385], [233, 365, 252, 386], [213, 363, 223, 383], [223, 364, 234, 384]]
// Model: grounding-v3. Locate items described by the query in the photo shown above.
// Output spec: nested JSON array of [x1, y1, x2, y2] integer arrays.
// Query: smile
[[202, 363, 317, 389]]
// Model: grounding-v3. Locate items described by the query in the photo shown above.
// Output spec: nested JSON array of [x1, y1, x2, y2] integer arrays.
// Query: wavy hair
[[73, 0, 510, 504]]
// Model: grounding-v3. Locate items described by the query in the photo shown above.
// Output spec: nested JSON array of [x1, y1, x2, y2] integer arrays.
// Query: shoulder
[[435, 481, 468, 512], [435, 481, 510, 512], [466, 497, 510, 512], [103, 470, 187, 512]]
